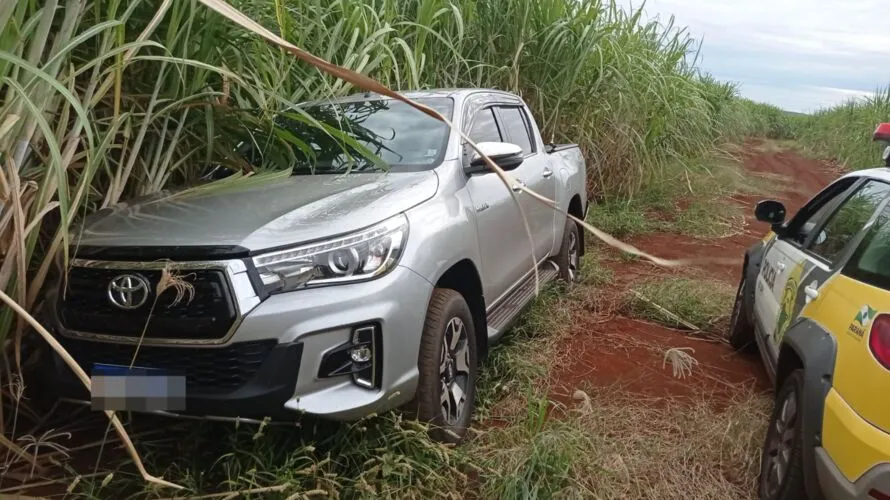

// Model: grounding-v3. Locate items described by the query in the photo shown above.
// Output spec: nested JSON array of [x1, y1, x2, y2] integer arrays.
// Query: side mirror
[[467, 142, 524, 174], [755, 200, 786, 226]]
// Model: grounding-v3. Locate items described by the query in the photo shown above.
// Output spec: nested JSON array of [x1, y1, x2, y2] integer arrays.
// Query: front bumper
[[817, 388, 890, 499], [46, 264, 434, 421]]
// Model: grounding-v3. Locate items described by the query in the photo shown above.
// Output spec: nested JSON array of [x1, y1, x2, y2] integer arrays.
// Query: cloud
[[636, 0, 890, 112]]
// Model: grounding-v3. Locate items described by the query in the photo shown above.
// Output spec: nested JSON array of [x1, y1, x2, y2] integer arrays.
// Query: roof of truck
[[302, 88, 522, 106]]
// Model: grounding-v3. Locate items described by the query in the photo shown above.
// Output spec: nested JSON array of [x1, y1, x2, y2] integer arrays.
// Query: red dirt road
[[550, 141, 841, 403]]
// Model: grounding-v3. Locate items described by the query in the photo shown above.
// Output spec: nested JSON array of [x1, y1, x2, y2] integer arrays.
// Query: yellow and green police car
[[730, 125, 890, 500]]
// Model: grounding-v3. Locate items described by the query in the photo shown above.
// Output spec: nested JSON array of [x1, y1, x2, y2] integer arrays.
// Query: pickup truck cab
[[43, 89, 587, 441]]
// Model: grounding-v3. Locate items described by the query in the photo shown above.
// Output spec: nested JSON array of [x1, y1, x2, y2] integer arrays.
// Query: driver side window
[[808, 180, 890, 264], [783, 178, 857, 246], [468, 109, 502, 144]]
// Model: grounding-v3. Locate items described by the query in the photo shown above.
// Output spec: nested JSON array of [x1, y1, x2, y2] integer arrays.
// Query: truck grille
[[59, 266, 238, 341], [60, 338, 277, 394]]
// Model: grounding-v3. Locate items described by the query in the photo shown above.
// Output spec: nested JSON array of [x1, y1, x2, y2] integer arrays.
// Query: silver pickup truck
[[42, 88, 587, 442]]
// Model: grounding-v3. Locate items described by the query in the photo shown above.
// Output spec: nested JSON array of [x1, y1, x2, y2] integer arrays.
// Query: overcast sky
[[638, 0, 890, 113]]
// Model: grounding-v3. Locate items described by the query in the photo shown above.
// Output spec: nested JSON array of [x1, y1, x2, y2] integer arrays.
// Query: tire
[[729, 277, 756, 351], [759, 369, 807, 500], [555, 218, 581, 284], [409, 288, 478, 443]]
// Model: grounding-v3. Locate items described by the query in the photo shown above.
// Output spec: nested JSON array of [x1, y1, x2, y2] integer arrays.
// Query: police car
[[730, 124, 890, 500]]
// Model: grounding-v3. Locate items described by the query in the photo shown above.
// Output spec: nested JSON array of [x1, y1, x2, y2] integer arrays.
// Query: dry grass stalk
[[16, 428, 71, 477], [0, 288, 183, 490], [128, 265, 194, 368], [662, 347, 699, 379], [0, 471, 108, 495]]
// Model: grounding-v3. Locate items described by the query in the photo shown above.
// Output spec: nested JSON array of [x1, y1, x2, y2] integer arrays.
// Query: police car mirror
[[755, 200, 786, 225]]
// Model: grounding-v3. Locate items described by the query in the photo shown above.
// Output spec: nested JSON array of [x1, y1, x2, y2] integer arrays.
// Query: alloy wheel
[[762, 388, 798, 497], [568, 230, 579, 282], [439, 317, 470, 425]]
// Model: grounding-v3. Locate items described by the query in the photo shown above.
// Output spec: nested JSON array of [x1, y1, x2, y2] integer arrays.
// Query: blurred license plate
[[91, 364, 186, 412]]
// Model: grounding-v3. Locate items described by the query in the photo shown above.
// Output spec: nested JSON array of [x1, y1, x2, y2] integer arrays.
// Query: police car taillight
[[870, 488, 890, 500], [874, 123, 890, 142], [869, 314, 890, 370]]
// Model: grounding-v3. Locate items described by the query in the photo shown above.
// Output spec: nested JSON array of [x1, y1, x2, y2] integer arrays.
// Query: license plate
[[91, 363, 186, 412]]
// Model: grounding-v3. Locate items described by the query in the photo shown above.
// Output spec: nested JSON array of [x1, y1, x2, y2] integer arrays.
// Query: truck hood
[[76, 171, 438, 253]]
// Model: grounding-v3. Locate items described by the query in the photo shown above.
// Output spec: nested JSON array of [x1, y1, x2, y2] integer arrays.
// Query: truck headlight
[[253, 215, 408, 293]]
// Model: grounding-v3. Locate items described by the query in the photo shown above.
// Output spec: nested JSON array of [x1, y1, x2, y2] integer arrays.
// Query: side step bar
[[486, 262, 560, 343]]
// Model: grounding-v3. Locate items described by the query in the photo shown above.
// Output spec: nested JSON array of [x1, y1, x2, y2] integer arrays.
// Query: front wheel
[[729, 277, 756, 351], [758, 369, 807, 500], [410, 288, 478, 443]]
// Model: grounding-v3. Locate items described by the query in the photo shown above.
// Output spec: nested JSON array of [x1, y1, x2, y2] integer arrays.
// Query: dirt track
[[549, 141, 841, 403]]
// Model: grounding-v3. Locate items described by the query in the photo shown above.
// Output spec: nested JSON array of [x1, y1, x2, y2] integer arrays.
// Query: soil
[[549, 140, 840, 404]]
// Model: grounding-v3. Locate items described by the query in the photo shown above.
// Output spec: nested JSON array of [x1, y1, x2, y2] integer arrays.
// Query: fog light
[[317, 324, 381, 389], [350, 345, 372, 363]]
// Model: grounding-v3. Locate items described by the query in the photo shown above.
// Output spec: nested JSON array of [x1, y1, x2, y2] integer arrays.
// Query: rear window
[[845, 203, 890, 289]]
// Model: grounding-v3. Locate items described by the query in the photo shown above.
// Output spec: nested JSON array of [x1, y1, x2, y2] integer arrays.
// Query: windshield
[[281, 97, 453, 174]]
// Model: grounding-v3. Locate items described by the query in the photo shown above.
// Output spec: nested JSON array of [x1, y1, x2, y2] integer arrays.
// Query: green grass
[[586, 199, 665, 238], [71, 414, 475, 499], [627, 277, 735, 331], [587, 154, 757, 240], [673, 199, 743, 239], [791, 87, 890, 169]]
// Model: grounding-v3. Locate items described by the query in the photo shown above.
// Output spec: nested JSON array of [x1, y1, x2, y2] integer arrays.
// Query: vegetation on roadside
[[586, 152, 761, 240], [628, 277, 735, 331], [793, 87, 890, 169], [731, 85, 890, 172]]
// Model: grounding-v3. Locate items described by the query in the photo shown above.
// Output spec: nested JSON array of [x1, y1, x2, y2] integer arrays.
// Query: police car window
[[846, 203, 890, 290], [784, 178, 857, 246], [808, 180, 890, 264], [469, 109, 502, 143]]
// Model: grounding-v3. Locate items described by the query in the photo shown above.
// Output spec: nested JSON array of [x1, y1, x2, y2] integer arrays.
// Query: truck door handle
[[804, 284, 819, 301], [512, 180, 525, 192], [542, 167, 553, 178]]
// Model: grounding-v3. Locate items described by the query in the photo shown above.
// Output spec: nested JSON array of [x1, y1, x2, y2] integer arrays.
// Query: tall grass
[[726, 99, 799, 140], [793, 87, 890, 169]]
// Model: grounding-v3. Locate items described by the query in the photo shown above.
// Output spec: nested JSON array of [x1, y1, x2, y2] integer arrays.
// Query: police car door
[[754, 177, 860, 360]]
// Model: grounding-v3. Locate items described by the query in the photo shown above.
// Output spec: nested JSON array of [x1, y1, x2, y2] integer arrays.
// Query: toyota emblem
[[107, 274, 151, 309]]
